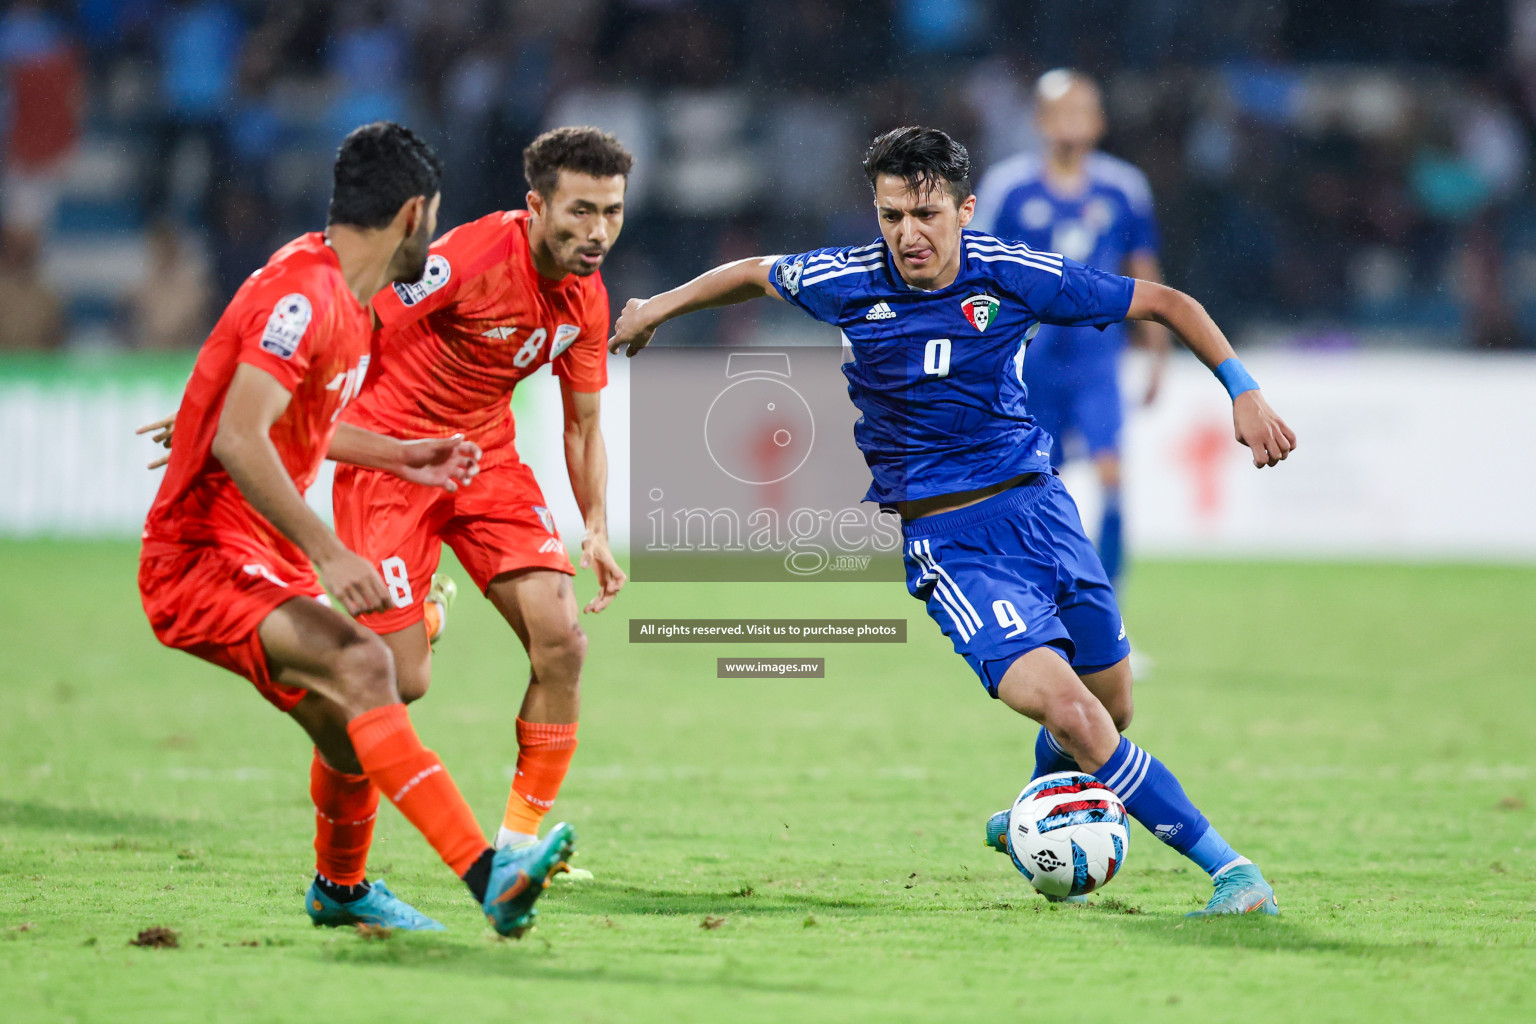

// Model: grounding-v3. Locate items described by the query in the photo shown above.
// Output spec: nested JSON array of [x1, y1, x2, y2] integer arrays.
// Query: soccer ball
[[1006, 771, 1129, 898]]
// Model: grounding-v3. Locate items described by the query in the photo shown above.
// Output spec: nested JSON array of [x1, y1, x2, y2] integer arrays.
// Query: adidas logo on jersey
[[865, 302, 896, 321]]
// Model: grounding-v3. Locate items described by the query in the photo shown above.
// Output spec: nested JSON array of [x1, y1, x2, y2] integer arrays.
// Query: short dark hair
[[523, 127, 634, 198], [862, 127, 972, 206], [328, 122, 443, 229]]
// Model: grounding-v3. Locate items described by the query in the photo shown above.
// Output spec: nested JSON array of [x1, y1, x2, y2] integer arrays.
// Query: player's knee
[[532, 619, 587, 678], [1046, 691, 1114, 752], [331, 631, 398, 710]]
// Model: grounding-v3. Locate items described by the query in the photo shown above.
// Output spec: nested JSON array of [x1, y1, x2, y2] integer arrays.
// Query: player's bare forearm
[[327, 422, 407, 470], [214, 399, 346, 564], [1121, 256, 1170, 404], [562, 387, 608, 539], [325, 423, 481, 491], [1124, 280, 1233, 371], [1124, 281, 1295, 467], [563, 385, 626, 611], [213, 365, 389, 611], [609, 257, 777, 356]]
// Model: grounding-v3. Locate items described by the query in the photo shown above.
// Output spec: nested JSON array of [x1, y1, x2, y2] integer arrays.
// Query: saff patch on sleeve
[[260, 293, 313, 359]]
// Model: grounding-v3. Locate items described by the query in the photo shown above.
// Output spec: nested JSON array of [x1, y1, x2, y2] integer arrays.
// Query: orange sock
[[423, 601, 442, 643], [503, 718, 579, 835], [310, 751, 378, 886], [346, 704, 488, 877]]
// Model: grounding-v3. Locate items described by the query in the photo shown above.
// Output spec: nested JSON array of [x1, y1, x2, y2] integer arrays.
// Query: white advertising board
[[1, 351, 1532, 564]]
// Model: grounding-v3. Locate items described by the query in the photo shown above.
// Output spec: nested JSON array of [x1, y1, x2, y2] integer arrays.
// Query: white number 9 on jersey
[[923, 338, 951, 378]]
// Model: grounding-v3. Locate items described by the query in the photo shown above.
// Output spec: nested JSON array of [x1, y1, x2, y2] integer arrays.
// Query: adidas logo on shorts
[[538, 538, 564, 554], [865, 302, 896, 321]]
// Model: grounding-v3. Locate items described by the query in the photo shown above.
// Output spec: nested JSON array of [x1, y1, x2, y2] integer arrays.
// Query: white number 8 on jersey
[[380, 556, 413, 609]]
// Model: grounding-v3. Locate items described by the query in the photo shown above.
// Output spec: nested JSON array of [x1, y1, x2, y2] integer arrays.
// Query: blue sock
[[1033, 727, 1079, 779], [1098, 490, 1124, 586], [1093, 736, 1249, 878]]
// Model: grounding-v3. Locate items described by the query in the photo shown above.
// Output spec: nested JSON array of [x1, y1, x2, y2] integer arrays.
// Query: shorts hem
[[470, 554, 576, 593], [967, 637, 1075, 698]]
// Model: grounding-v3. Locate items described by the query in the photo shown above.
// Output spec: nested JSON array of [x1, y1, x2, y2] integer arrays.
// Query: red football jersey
[[142, 234, 373, 570], [347, 209, 610, 468]]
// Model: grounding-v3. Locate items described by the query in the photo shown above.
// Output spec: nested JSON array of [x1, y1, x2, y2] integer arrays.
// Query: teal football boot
[[986, 808, 1087, 904], [305, 879, 445, 930], [985, 809, 1011, 853], [483, 821, 576, 938], [1185, 864, 1279, 917]]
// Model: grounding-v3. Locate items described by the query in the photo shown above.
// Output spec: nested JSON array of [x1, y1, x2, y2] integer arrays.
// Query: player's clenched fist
[[608, 297, 657, 356], [1232, 390, 1296, 468], [316, 547, 393, 616]]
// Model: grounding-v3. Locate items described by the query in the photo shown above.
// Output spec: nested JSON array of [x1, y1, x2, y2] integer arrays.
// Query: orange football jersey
[[142, 233, 372, 570], [348, 210, 610, 468]]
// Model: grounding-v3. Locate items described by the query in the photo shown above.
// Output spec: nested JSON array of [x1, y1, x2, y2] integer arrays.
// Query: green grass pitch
[[1, 540, 1533, 1022]]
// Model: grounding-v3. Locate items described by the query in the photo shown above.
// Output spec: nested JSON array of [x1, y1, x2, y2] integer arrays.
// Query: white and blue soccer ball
[[1007, 771, 1130, 898]]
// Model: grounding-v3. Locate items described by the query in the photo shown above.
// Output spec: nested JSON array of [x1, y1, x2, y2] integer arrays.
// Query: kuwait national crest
[[961, 294, 1000, 332]]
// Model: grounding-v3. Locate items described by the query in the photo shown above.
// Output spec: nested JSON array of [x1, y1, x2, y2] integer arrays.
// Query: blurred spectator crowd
[[2, 0, 1536, 351]]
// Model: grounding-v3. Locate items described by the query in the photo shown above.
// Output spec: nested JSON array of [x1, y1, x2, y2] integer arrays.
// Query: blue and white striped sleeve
[[972, 237, 1135, 329], [769, 243, 884, 325]]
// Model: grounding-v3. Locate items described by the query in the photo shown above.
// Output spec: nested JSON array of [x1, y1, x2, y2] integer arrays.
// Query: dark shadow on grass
[[566, 885, 878, 916], [1099, 909, 1437, 959], [316, 932, 831, 996], [0, 800, 188, 837]]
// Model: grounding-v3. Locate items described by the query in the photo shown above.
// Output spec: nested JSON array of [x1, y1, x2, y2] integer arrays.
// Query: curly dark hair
[[328, 121, 443, 229], [862, 126, 972, 206], [523, 127, 634, 198]]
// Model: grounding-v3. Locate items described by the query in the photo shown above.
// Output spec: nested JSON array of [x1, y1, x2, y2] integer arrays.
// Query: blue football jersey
[[769, 231, 1135, 504], [972, 152, 1158, 367]]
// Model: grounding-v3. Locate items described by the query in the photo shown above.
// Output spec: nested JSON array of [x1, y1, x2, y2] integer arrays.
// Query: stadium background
[[1, 0, 1535, 560]]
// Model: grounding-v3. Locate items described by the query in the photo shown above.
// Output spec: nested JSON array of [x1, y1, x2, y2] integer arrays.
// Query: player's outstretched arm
[[1125, 280, 1297, 468], [213, 364, 391, 614], [608, 256, 779, 357], [561, 383, 626, 613], [327, 423, 481, 492], [1122, 253, 1170, 406]]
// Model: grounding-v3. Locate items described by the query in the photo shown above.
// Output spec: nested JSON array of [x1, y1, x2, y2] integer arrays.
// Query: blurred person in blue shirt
[[973, 70, 1169, 591], [146, 0, 244, 222]]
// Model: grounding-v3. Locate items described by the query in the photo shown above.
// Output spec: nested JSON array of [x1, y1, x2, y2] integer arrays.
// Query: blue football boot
[[1185, 864, 1280, 917], [986, 808, 1087, 904], [483, 821, 576, 938], [305, 879, 445, 930]]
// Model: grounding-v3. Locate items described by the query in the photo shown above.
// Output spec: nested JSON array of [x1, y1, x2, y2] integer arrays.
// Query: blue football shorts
[[900, 472, 1131, 697], [1025, 359, 1123, 464]]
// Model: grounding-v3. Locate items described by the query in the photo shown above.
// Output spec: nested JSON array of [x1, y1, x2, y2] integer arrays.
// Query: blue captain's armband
[[1213, 357, 1259, 400]]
